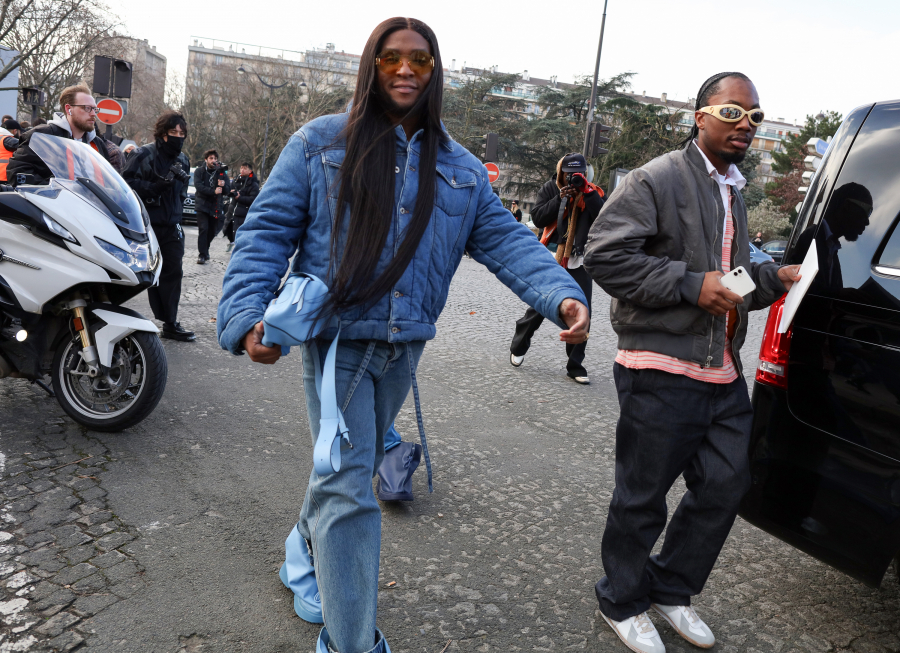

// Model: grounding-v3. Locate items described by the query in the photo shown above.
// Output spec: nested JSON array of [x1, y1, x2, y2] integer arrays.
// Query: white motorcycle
[[0, 132, 167, 431]]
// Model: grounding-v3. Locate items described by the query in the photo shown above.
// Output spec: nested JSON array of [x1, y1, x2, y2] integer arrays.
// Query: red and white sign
[[95, 98, 124, 125], [485, 162, 500, 183]]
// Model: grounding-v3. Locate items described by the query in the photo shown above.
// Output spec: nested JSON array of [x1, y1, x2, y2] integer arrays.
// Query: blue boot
[[317, 626, 391, 653], [280, 524, 324, 623], [376, 441, 421, 502]]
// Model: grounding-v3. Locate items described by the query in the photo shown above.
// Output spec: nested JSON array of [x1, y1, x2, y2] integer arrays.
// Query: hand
[[152, 177, 173, 194], [242, 321, 281, 364], [558, 298, 590, 344], [215, 187, 223, 195], [218, 179, 225, 187], [235, 192, 240, 199], [698, 271, 745, 316], [777, 264, 802, 291], [559, 186, 578, 200]]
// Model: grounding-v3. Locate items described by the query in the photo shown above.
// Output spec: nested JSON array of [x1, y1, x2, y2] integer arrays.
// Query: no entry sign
[[485, 162, 500, 183], [95, 98, 124, 125]]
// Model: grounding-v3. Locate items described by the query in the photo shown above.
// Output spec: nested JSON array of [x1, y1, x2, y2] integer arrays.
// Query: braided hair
[[679, 71, 751, 149]]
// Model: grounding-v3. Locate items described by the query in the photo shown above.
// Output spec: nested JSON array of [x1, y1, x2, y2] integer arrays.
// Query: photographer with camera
[[193, 149, 232, 264], [509, 153, 604, 384], [122, 110, 195, 342], [223, 161, 259, 252]]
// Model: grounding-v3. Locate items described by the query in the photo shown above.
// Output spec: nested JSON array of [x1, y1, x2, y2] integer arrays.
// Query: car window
[[796, 102, 900, 307], [876, 218, 900, 274], [786, 104, 872, 265]]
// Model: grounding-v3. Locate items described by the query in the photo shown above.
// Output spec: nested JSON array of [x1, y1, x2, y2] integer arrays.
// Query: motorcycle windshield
[[28, 132, 146, 234]]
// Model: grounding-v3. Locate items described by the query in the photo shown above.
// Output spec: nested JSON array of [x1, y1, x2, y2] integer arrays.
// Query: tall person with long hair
[[218, 18, 589, 653]]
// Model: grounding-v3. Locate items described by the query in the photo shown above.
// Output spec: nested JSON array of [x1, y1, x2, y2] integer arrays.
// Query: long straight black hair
[[327, 17, 445, 315]]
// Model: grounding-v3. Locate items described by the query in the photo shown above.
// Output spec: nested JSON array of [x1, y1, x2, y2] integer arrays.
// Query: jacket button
[[400, 208, 407, 214], [391, 327, 399, 334], [394, 291, 402, 298], [395, 166, 400, 173]]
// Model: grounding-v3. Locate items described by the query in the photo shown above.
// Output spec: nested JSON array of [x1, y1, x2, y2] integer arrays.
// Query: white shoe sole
[[651, 605, 713, 649], [601, 613, 664, 653], [510, 353, 524, 367]]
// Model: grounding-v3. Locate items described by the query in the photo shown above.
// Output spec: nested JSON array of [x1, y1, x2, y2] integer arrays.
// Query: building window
[[195, 52, 206, 63], [215, 55, 224, 65]]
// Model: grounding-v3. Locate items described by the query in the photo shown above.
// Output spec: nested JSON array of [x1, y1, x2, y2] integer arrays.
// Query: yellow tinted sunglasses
[[699, 104, 765, 127], [375, 49, 434, 75]]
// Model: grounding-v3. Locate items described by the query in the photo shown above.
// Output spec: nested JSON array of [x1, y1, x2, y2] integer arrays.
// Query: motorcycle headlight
[[96, 237, 154, 273]]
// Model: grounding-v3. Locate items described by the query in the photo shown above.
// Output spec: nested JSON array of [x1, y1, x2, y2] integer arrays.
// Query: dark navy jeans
[[596, 363, 753, 621]]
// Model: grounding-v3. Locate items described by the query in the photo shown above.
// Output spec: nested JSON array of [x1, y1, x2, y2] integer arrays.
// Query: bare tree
[[0, 0, 118, 100], [182, 56, 351, 176]]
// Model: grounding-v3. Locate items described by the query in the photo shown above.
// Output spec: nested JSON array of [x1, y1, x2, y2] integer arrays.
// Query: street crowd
[[0, 16, 805, 653]]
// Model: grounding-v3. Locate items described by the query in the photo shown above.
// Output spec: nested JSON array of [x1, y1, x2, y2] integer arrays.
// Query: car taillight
[[756, 295, 791, 389]]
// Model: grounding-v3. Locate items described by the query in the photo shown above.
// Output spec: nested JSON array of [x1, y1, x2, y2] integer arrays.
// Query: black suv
[[740, 100, 900, 588]]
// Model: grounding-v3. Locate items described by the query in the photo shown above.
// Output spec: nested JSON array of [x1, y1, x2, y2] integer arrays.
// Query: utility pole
[[582, 0, 609, 157]]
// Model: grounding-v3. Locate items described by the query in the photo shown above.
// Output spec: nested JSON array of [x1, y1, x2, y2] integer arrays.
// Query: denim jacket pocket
[[322, 150, 345, 224], [435, 165, 476, 217]]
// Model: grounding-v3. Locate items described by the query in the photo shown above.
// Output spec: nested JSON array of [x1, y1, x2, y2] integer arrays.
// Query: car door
[[785, 101, 900, 583]]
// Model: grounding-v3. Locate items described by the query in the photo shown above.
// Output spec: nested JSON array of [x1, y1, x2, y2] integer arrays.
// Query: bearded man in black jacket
[[122, 110, 195, 342], [509, 153, 604, 384], [193, 149, 232, 264]]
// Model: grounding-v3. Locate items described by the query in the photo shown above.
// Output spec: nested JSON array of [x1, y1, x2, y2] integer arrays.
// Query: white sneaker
[[510, 353, 524, 367], [651, 603, 715, 649], [601, 611, 666, 653]]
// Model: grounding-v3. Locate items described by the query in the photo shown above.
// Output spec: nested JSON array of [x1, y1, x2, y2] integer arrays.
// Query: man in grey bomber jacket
[[583, 73, 801, 653]]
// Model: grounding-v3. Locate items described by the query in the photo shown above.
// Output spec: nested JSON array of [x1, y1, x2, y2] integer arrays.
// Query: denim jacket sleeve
[[217, 133, 312, 354], [465, 173, 587, 329]]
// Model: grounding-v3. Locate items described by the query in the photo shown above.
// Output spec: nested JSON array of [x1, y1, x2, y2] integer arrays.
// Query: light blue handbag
[[261, 273, 349, 475]]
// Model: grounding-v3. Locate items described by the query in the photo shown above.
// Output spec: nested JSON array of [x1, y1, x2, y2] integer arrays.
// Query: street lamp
[[814, 111, 825, 137], [582, 0, 609, 158], [237, 65, 306, 179]]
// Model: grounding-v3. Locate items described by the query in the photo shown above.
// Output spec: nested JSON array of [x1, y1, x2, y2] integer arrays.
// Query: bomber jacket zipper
[[705, 178, 720, 368]]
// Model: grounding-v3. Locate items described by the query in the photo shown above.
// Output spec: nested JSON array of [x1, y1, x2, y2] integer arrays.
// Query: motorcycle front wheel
[[52, 331, 168, 432]]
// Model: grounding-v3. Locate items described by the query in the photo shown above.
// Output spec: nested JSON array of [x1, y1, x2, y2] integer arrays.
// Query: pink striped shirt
[[616, 144, 742, 384]]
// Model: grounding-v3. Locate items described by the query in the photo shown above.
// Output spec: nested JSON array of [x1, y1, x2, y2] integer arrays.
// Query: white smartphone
[[719, 266, 757, 297]]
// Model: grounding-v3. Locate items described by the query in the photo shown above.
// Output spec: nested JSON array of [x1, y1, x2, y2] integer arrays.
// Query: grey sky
[[110, 0, 899, 124]]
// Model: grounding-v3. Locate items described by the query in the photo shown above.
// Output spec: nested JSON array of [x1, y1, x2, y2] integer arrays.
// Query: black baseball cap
[[560, 152, 587, 173], [3, 119, 21, 131]]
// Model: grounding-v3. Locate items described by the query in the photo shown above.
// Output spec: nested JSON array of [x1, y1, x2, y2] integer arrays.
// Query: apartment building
[[186, 38, 361, 95]]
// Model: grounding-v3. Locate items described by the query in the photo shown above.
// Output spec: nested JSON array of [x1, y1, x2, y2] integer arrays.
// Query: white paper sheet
[[778, 239, 819, 333]]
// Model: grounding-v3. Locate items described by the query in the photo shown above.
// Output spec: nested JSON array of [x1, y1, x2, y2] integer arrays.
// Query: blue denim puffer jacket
[[217, 113, 587, 353]]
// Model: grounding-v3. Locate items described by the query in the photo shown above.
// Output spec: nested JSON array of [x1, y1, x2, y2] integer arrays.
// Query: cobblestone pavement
[[0, 227, 897, 652]]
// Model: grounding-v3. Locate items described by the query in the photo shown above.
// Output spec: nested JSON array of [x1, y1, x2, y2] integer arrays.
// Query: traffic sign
[[485, 162, 500, 183], [806, 137, 829, 157], [95, 98, 124, 125]]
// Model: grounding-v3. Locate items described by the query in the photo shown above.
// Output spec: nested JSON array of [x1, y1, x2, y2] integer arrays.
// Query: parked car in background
[[761, 239, 787, 264], [739, 99, 900, 588], [182, 170, 196, 225], [749, 241, 774, 266]]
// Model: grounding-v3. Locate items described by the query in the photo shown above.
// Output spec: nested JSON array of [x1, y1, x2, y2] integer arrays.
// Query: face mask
[[162, 136, 184, 155]]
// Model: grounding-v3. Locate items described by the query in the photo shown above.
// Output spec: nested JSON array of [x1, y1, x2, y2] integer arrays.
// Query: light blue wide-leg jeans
[[296, 338, 425, 653]]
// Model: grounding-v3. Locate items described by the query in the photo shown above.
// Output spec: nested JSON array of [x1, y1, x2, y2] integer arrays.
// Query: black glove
[[152, 177, 173, 195]]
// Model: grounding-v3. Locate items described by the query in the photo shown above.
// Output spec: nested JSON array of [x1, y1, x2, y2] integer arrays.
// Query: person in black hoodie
[[122, 110, 195, 342], [8, 83, 111, 184], [509, 153, 604, 384], [193, 149, 232, 264], [224, 161, 260, 252]]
